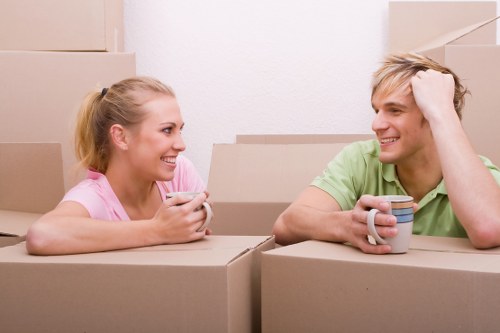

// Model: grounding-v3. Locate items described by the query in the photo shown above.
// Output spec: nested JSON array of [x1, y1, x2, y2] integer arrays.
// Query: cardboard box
[[0, 210, 41, 248], [389, 1, 497, 53], [262, 236, 500, 333], [443, 45, 500, 166], [236, 134, 374, 144], [0, 0, 124, 51], [0, 143, 64, 213], [0, 235, 274, 333], [389, 2, 500, 166], [207, 143, 352, 235], [0, 51, 136, 190]]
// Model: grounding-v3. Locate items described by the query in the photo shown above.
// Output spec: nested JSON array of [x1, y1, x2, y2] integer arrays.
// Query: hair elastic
[[101, 88, 108, 96]]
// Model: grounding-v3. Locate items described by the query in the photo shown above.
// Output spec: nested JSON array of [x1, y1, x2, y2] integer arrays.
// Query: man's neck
[[396, 160, 442, 203]]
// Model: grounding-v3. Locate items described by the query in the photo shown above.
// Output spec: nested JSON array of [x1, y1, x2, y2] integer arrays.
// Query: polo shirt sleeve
[[311, 142, 368, 211]]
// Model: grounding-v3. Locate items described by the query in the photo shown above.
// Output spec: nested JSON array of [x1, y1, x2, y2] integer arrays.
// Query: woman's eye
[[162, 127, 173, 134]]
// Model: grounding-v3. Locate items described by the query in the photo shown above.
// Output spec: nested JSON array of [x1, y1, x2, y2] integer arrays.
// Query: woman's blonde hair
[[371, 52, 469, 119], [75, 76, 175, 173]]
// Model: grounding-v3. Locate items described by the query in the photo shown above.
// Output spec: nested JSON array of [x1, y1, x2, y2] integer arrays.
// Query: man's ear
[[109, 124, 129, 150]]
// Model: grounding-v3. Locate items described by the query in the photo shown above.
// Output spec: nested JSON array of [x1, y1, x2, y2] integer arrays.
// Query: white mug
[[166, 192, 213, 232], [367, 195, 414, 254]]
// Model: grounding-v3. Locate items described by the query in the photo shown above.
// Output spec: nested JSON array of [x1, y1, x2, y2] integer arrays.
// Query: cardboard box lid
[[265, 236, 500, 272], [0, 210, 41, 237], [0, 235, 273, 266], [389, 1, 497, 53], [0, 142, 64, 213], [207, 143, 351, 203], [0, 0, 123, 51]]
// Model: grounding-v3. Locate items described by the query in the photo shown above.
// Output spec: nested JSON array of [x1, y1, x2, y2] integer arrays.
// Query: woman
[[26, 76, 211, 255]]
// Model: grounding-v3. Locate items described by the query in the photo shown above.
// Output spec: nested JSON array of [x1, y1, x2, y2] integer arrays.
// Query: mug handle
[[367, 208, 388, 245], [197, 202, 213, 232]]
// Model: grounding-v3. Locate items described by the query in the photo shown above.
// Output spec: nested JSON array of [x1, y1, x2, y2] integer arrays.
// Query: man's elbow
[[272, 210, 297, 246], [467, 222, 500, 249]]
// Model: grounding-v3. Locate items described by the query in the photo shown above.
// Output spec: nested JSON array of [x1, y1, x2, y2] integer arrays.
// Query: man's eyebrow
[[372, 101, 407, 110]]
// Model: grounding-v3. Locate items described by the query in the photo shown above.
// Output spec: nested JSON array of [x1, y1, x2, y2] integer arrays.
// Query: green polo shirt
[[311, 140, 500, 238]]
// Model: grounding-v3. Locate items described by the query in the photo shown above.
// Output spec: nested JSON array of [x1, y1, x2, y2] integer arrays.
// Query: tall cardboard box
[[0, 0, 124, 51], [262, 236, 500, 333], [0, 235, 274, 333], [389, 2, 500, 166], [0, 51, 136, 190], [207, 143, 352, 235]]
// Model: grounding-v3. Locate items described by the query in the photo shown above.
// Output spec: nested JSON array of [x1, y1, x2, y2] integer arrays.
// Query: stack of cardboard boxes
[[0, 0, 135, 245]]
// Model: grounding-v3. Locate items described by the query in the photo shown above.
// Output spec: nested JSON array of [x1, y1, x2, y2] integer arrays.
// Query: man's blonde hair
[[371, 53, 469, 119]]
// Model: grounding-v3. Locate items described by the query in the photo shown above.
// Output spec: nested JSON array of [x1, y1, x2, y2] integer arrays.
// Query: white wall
[[124, 0, 500, 184]]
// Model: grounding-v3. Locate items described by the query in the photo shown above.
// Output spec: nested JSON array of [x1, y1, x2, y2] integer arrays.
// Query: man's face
[[371, 84, 434, 166]]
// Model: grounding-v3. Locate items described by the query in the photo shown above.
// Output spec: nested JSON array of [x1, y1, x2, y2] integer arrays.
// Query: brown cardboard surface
[[236, 134, 374, 144], [445, 45, 500, 166], [262, 236, 500, 333], [0, 210, 41, 248], [0, 51, 136, 190], [0, 143, 64, 213], [389, 1, 496, 53], [207, 143, 353, 235], [389, 3, 500, 167], [0, 235, 274, 333], [0, 0, 123, 51]]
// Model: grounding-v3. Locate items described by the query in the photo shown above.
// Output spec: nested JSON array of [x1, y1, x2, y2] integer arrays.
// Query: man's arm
[[411, 70, 500, 248], [273, 186, 396, 254]]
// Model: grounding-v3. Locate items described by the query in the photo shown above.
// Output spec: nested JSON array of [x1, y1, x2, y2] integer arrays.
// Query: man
[[273, 53, 500, 253]]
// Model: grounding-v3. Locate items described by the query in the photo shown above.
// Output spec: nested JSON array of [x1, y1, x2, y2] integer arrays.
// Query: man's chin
[[378, 154, 395, 165]]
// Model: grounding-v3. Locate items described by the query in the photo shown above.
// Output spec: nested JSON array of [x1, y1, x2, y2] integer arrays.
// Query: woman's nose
[[173, 134, 186, 151]]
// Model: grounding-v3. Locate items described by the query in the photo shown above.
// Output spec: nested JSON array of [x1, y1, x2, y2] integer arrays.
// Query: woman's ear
[[109, 124, 129, 150]]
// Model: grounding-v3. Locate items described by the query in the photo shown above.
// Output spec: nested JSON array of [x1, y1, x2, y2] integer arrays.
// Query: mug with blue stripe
[[367, 195, 414, 253]]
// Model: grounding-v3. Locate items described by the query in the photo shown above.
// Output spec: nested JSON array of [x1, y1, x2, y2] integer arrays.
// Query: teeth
[[381, 138, 398, 144], [161, 157, 176, 163]]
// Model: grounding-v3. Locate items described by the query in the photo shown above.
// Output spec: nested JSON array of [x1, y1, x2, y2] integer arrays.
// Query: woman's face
[[126, 94, 186, 182]]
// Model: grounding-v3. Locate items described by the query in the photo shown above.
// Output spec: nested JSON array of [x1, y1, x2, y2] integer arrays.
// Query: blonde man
[[273, 53, 500, 253]]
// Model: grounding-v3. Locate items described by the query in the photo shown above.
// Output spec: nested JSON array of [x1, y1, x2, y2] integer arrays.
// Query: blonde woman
[[27, 76, 211, 255]]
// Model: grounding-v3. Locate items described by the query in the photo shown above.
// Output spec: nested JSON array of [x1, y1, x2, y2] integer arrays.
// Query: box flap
[[208, 143, 351, 203], [415, 16, 500, 53], [0, 210, 41, 236], [389, 1, 497, 53], [265, 236, 500, 271], [0, 235, 273, 266]]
